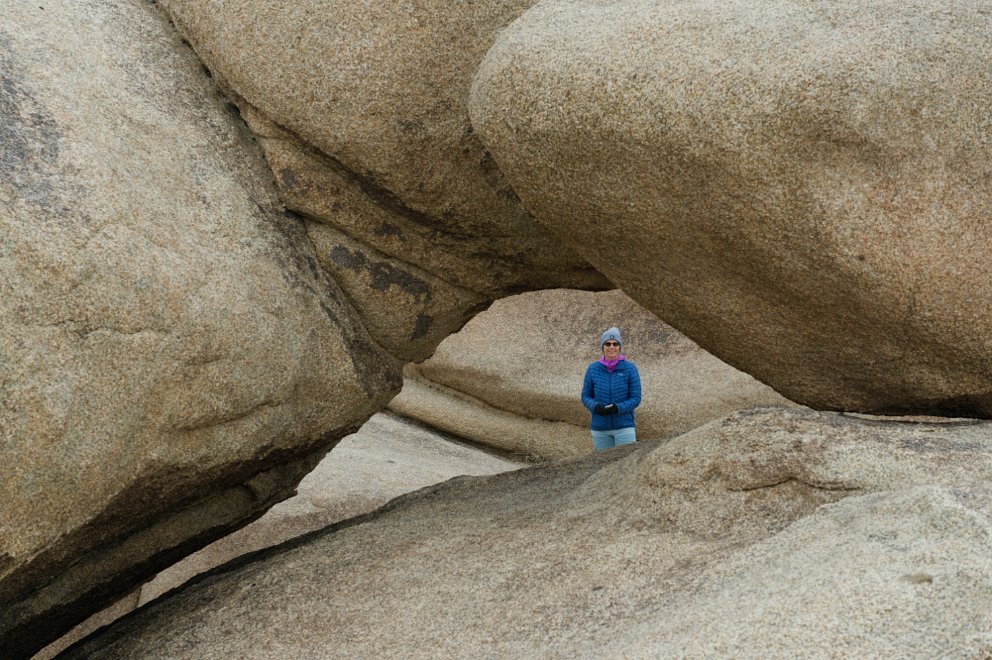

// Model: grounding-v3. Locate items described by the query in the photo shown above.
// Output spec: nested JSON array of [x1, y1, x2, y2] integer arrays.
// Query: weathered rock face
[[391, 289, 793, 459], [0, 1, 399, 655], [156, 0, 608, 362], [66, 409, 992, 657], [470, 0, 992, 417]]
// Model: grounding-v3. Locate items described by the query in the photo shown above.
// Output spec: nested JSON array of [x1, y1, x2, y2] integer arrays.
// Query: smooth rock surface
[[136, 412, 523, 606], [391, 289, 793, 459], [157, 0, 608, 362], [36, 413, 522, 659], [470, 0, 992, 417], [67, 408, 992, 657], [0, 1, 397, 655]]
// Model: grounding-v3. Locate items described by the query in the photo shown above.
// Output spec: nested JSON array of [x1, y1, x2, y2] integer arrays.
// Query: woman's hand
[[594, 403, 618, 415]]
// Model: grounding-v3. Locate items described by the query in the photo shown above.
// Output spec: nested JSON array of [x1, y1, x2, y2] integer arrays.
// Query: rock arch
[[4, 0, 992, 655]]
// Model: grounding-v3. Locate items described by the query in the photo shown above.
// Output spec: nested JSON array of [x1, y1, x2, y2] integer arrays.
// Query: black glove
[[594, 403, 619, 415], [594, 403, 607, 415]]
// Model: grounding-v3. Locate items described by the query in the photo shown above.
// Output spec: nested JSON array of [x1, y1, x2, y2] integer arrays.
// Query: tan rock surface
[[67, 409, 992, 657], [156, 0, 608, 363], [36, 413, 522, 659], [470, 0, 992, 418], [136, 412, 523, 605], [12, 0, 991, 654], [391, 289, 793, 458], [0, 1, 397, 655], [391, 375, 587, 461], [156, 0, 536, 236]]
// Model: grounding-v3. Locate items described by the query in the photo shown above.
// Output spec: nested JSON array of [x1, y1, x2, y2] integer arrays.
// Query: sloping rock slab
[[36, 413, 522, 659], [135, 412, 524, 607], [67, 409, 992, 657]]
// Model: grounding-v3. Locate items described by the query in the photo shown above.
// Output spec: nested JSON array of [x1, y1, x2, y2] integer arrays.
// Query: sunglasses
[[603, 341, 620, 347]]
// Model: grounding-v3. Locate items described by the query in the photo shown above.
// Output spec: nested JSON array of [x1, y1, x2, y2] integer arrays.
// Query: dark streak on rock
[[410, 313, 432, 340], [463, 298, 493, 321], [0, 31, 80, 222], [0, 433, 349, 658], [269, 213, 400, 401], [399, 118, 423, 134], [478, 146, 522, 204], [265, 208, 339, 307], [374, 222, 404, 238], [328, 244, 365, 271], [370, 262, 430, 302], [328, 245, 432, 304], [879, 393, 992, 421], [304, 255, 320, 280], [317, 301, 338, 326], [279, 167, 298, 189], [252, 110, 475, 240]]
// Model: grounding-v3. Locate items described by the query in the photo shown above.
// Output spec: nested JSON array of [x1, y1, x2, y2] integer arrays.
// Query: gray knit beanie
[[600, 327, 622, 348]]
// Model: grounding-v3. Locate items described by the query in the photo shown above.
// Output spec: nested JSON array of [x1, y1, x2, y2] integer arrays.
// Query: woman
[[581, 327, 642, 451]]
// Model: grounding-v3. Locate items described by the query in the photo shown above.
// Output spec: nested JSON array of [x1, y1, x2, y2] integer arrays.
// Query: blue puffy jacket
[[581, 359, 642, 431]]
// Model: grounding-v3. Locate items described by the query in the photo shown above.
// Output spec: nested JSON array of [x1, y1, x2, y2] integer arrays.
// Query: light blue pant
[[591, 427, 636, 452]]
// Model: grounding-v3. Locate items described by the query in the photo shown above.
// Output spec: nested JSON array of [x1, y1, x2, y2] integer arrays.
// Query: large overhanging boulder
[[0, 1, 400, 655], [469, 0, 992, 418], [156, 0, 608, 362], [64, 409, 992, 656]]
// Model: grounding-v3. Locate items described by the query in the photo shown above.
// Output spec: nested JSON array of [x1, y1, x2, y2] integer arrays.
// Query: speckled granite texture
[[67, 409, 992, 658], [0, 1, 398, 654], [471, 0, 992, 417]]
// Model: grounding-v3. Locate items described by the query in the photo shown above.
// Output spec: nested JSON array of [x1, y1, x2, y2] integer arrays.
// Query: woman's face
[[603, 340, 621, 359]]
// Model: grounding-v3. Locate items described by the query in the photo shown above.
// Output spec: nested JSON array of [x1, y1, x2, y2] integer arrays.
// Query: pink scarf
[[599, 354, 626, 373]]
